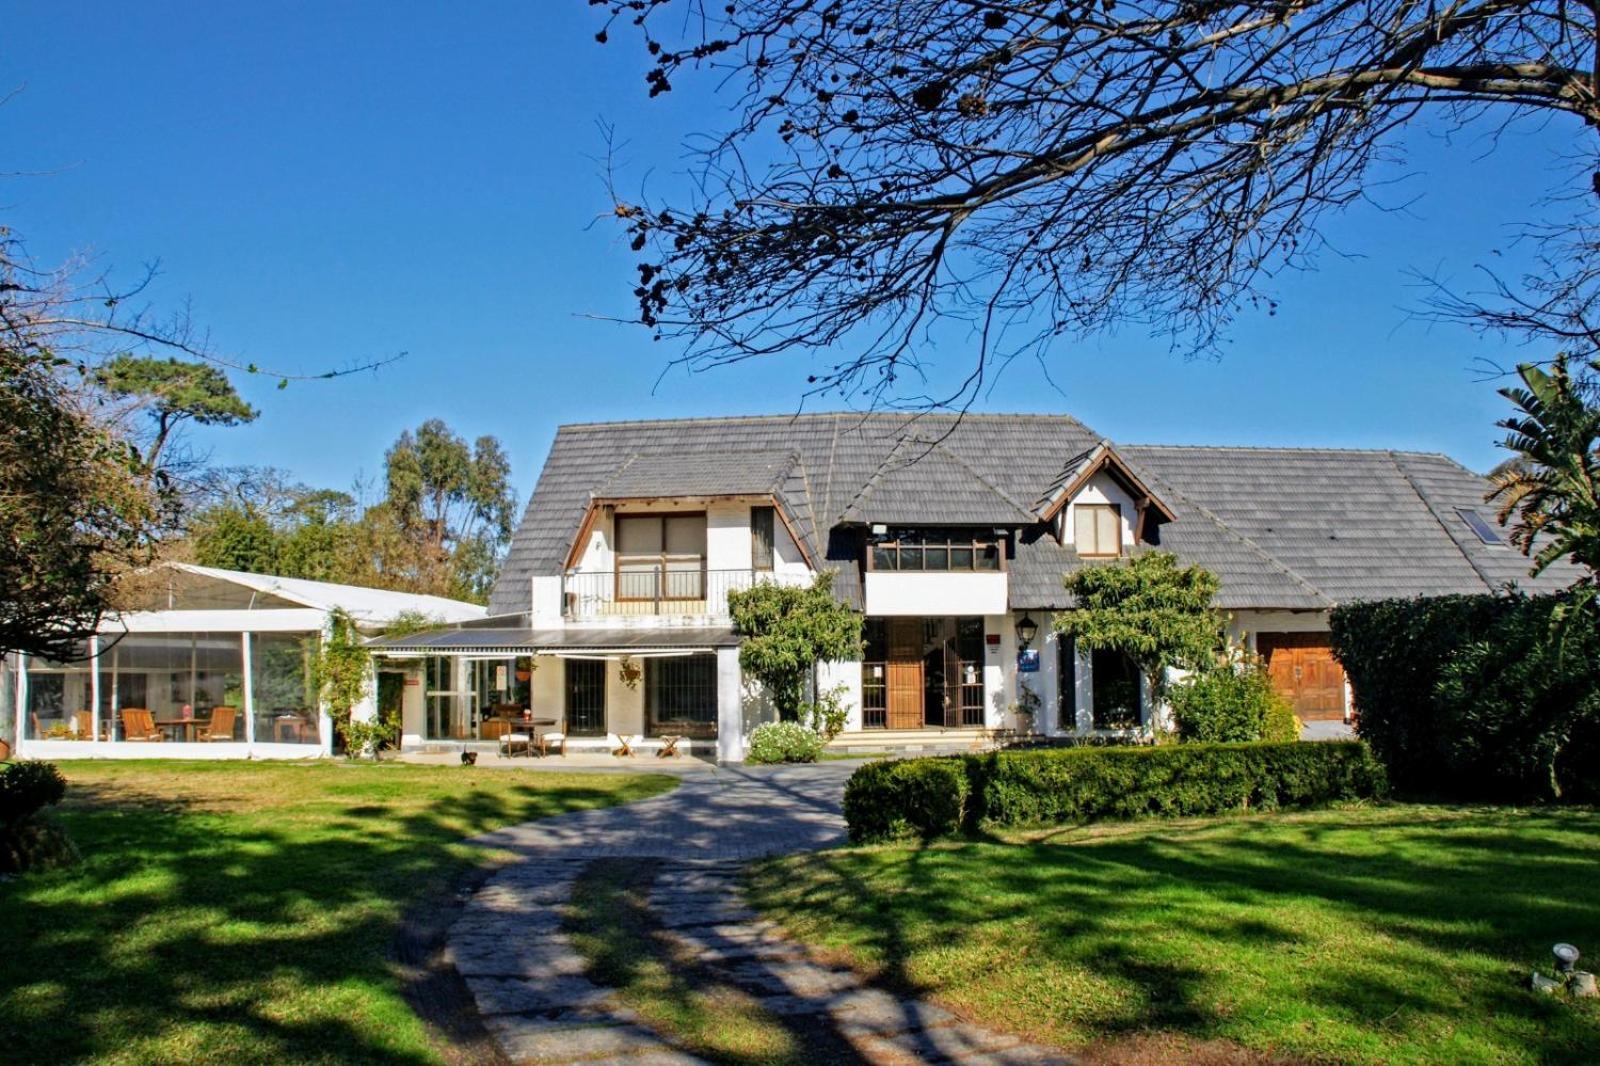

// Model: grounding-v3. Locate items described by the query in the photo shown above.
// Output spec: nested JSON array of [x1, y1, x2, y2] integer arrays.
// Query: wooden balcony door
[[885, 618, 924, 730]]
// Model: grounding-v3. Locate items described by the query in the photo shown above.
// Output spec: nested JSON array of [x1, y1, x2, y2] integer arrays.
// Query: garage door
[[1257, 633, 1347, 721]]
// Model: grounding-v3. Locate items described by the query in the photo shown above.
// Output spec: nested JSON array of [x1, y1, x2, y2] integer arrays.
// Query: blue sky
[[3, 3, 1581, 500]]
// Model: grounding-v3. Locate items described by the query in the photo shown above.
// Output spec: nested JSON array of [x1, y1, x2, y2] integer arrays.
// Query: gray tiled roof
[[596, 450, 800, 499], [490, 412, 1101, 614], [490, 412, 1583, 616]]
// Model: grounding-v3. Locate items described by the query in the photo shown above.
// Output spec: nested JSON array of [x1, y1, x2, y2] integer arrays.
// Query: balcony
[[562, 568, 810, 619]]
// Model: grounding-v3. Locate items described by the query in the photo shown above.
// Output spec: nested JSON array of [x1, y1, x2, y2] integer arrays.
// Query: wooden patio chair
[[609, 732, 638, 757], [199, 706, 237, 742], [536, 718, 567, 757], [71, 710, 109, 741], [656, 734, 684, 758], [121, 708, 164, 742]]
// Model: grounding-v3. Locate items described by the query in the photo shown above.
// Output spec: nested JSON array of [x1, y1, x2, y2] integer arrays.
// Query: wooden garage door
[[1258, 633, 1346, 721]]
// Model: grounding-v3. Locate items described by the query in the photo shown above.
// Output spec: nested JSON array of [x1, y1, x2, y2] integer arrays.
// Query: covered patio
[[369, 623, 747, 762]]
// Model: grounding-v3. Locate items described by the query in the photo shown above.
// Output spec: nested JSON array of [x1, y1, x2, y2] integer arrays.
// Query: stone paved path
[[447, 763, 1072, 1065]]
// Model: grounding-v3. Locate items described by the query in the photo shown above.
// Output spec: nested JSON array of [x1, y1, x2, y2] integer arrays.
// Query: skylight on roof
[[1456, 508, 1506, 546]]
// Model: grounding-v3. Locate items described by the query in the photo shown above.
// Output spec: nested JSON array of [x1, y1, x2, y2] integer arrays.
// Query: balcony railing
[[561, 568, 810, 618]]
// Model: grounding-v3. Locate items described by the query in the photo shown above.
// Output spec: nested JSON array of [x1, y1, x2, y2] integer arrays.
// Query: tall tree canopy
[[186, 421, 517, 603], [598, 0, 1600, 403], [97, 354, 258, 468]]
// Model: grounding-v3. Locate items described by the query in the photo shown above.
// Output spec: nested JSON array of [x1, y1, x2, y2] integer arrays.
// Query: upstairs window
[[615, 514, 706, 599], [869, 528, 1002, 571], [751, 506, 775, 571], [1074, 503, 1122, 557]]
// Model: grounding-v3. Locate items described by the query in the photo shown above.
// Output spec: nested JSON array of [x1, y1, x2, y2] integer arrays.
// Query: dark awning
[[367, 625, 740, 656]]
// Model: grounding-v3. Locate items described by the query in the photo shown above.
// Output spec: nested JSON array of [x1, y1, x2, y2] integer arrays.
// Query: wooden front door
[[1258, 633, 1346, 721], [886, 618, 925, 730]]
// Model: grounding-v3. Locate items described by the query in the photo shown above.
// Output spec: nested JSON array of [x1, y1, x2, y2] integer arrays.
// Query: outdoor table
[[612, 734, 635, 757], [154, 718, 202, 742], [274, 717, 309, 742], [656, 735, 684, 758]]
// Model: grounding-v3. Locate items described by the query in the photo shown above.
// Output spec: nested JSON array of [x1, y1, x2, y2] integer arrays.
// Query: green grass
[[749, 805, 1600, 1065], [0, 760, 675, 1065]]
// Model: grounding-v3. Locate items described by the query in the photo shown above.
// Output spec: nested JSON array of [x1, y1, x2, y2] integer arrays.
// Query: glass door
[[564, 659, 607, 736]]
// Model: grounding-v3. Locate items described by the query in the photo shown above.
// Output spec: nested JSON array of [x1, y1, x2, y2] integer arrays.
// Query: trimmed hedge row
[[843, 741, 1387, 844]]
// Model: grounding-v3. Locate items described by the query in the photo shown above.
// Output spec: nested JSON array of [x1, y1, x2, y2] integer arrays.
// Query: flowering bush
[[746, 721, 827, 764]]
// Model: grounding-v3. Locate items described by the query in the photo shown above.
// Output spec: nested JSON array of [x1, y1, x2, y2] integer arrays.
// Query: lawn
[[748, 805, 1600, 1065], [0, 760, 675, 1065]]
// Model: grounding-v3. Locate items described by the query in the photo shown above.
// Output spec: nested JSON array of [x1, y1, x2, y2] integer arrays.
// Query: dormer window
[[1074, 503, 1123, 558], [869, 528, 1003, 571]]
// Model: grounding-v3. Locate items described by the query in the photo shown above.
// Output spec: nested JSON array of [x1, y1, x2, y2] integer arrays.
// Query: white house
[[3, 563, 484, 760], [369, 412, 1582, 761]]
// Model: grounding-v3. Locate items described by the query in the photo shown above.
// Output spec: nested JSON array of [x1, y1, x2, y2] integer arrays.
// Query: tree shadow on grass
[[0, 768, 668, 1064], [749, 806, 1600, 1062]]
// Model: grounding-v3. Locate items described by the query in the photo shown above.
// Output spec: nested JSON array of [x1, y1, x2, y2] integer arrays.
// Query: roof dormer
[[1035, 440, 1176, 556]]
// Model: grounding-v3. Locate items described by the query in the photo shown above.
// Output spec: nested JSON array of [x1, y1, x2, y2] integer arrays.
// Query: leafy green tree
[[1490, 354, 1600, 587], [728, 574, 862, 721], [384, 420, 516, 601], [1054, 552, 1224, 719], [97, 355, 258, 467], [191, 504, 280, 574], [1, 242, 168, 660]]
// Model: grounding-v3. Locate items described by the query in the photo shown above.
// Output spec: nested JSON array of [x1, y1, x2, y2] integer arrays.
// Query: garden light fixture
[[1015, 613, 1039, 650]]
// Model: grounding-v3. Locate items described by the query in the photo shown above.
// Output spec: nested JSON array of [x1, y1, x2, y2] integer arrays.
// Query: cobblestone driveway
[[447, 763, 1070, 1065]]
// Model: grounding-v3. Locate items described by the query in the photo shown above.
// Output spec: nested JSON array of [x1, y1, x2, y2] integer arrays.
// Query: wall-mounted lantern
[[1015, 613, 1039, 650]]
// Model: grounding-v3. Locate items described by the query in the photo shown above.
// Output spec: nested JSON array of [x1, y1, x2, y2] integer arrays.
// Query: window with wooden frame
[[1073, 503, 1123, 557], [750, 505, 775, 571], [614, 513, 707, 600], [867, 528, 1003, 571]]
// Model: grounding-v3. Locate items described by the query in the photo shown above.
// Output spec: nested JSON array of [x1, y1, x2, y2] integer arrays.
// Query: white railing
[[561, 568, 810, 618]]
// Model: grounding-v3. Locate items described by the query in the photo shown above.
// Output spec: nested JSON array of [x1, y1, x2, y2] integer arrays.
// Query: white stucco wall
[[865, 572, 1009, 616]]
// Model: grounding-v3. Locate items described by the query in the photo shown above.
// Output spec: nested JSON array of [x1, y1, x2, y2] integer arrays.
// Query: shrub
[[0, 760, 67, 825], [0, 760, 76, 874], [746, 721, 826, 764], [801, 683, 851, 741], [843, 757, 969, 842], [1262, 700, 1301, 744], [1168, 663, 1290, 743], [844, 742, 1387, 843], [1332, 592, 1600, 801]]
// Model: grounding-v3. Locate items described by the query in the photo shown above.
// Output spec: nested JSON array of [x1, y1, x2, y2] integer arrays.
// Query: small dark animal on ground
[[460, 752, 478, 766]]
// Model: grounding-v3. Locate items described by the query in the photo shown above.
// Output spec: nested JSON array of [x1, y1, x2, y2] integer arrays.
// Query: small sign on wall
[[1017, 648, 1040, 673]]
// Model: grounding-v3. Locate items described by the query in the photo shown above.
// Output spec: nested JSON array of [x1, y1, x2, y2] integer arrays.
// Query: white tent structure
[[4, 563, 485, 760]]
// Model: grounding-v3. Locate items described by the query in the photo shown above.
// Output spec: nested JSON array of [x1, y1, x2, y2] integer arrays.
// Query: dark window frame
[[644, 654, 719, 737], [866, 527, 1005, 572], [751, 505, 776, 571]]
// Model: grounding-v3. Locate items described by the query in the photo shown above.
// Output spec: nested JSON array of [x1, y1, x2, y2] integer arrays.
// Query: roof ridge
[[1383, 450, 1500, 592], [557, 411, 1095, 432], [1126, 442, 1455, 459]]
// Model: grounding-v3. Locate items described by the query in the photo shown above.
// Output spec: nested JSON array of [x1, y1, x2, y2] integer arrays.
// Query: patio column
[[715, 645, 743, 763], [242, 632, 256, 754]]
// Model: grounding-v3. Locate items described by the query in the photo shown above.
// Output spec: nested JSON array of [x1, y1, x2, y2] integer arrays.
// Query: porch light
[[1555, 943, 1581, 974], [1015, 613, 1039, 650]]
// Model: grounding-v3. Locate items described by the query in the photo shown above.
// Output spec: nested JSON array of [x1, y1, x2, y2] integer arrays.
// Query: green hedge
[[844, 741, 1387, 844], [1331, 592, 1600, 802]]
